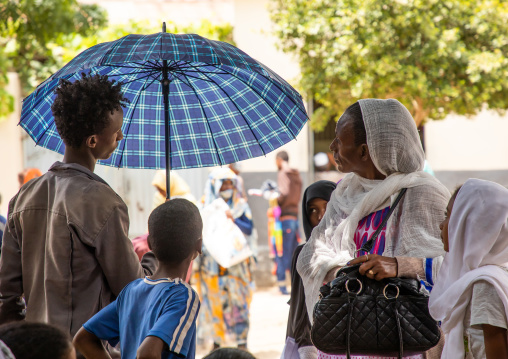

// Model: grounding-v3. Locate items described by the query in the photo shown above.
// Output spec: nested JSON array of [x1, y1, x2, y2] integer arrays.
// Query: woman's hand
[[225, 210, 234, 220], [348, 254, 398, 280]]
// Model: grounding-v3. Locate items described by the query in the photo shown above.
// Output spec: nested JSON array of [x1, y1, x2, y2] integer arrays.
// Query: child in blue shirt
[[73, 198, 203, 359]]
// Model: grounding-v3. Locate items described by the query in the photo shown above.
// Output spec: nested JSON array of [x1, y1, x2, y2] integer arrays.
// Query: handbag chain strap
[[358, 188, 408, 255]]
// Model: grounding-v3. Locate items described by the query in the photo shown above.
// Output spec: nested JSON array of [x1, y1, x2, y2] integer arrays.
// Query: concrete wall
[[0, 73, 24, 216]]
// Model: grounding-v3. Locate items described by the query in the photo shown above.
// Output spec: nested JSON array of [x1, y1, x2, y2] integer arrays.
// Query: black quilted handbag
[[310, 188, 441, 359]]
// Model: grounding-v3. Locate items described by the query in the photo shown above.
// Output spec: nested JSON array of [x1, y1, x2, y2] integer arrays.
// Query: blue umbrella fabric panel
[[20, 33, 309, 170]]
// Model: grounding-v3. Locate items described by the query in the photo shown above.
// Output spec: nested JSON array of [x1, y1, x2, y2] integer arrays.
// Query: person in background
[[430, 179, 508, 359], [194, 168, 254, 350], [275, 151, 303, 295], [313, 152, 344, 183], [74, 199, 202, 359], [17, 168, 42, 188], [0, 194, 6, 250], [0, 74, 157, 337], [229, 163, 247, 199], [152, 170, 196, 209], [0, 321, 76, 359], [284, 180, 337, 359]]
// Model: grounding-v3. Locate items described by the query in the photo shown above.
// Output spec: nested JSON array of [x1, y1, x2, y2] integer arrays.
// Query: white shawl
[[297, 99, 449, 319], [429, 179, 508, 359]]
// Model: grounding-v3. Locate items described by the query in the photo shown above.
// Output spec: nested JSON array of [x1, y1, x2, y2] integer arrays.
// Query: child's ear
[[147, 235, 153, 251], [196, 237, 203, 255]]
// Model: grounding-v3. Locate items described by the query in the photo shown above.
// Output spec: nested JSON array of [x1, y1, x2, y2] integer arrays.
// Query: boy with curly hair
[[74, 199, 202, 359], [0, 74, 157, 337]]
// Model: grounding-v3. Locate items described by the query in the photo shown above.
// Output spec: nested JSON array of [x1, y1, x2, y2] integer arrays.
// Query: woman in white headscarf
[[430, 179, 508, 359], [297, 99, 449, 359]]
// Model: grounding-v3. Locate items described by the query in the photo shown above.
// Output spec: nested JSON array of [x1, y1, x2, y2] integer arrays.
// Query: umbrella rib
[[211, 65, 298, 140], [174, 75, 226, 166], [117, 74, 159, 168], [102, 63, 160, 71], [196, 71, 267, 157], [120, 70, 160, 86], [171, 70, 216, 84], [122, 71, 157, 86]]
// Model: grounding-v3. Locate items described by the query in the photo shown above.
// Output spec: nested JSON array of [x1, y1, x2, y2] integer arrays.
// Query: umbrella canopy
[[20, 31, 308, 171]]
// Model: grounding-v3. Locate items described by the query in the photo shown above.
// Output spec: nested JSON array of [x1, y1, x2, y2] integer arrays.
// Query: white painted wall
[[425, 110, 508, 171], [0, 73, 24, 216], [232, 0, 309, 173], [80, 0, 234, 25]]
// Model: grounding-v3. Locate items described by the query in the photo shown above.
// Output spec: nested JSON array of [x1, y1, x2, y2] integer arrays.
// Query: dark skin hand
[[347, 253, 398, 280], [483, 324, 508, 359]]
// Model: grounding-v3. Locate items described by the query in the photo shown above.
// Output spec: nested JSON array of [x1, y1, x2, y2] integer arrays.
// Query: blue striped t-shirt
[[83, 277, 200, 359]]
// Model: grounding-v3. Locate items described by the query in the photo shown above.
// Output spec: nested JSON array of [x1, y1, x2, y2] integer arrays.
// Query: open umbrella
[[20, 24, 308, 198]]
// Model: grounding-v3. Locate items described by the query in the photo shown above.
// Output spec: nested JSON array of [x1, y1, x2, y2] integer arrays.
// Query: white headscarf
[[297, 99, 449, 319], [429, 179, 508, 359]]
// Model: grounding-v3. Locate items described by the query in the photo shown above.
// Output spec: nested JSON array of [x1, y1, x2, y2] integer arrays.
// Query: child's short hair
[[51, 73, 128, 148], [0, 322, 73, 359], [148, 198, 203, 264], [203, 348, 256, 359]]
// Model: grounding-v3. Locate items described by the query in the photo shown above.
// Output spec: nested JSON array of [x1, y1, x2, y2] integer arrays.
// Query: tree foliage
[[0, 0, 107, 120], [0, 1, 234, 121], [55, 19, 235, 66], [271, 0, 508, 131]]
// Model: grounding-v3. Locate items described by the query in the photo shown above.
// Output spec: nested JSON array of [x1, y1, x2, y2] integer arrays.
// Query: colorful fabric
[[354, 207, 390, 256], [195, 167, 254, 346], [83, 277, 200, 359], [274, 219, 300, 284], [193, 261, 252, 346], [267, 198, 282, 257], [20, 33, 308, 170]]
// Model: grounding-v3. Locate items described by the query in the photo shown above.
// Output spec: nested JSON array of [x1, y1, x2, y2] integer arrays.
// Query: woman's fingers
[[358, 255, 397, 280]]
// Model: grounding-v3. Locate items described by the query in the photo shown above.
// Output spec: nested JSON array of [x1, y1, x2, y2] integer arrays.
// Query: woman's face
[[329, 118, 365, 175], [439, 195, 457, 252], [307, 197, 329, 229], [219, 179, 234, 192]]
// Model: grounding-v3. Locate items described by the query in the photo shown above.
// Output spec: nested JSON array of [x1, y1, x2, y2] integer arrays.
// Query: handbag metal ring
[[345, 279, 362, 295], [383, 283, 400, 299]]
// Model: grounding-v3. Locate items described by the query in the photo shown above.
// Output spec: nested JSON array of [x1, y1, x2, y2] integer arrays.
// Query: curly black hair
[[0, 322, 72, 359], [51, 73, 128, 148], [148, 198, 203, 264]]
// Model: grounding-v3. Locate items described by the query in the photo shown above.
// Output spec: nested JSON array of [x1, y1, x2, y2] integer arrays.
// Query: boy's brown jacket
[[0, 162, 156, 335]]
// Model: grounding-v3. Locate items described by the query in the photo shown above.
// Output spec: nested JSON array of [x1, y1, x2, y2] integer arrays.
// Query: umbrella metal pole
[[162, 22, 171, 200]]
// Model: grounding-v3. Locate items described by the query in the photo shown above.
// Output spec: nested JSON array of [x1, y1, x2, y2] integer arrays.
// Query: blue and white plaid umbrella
[[20, 26, 308, 196]]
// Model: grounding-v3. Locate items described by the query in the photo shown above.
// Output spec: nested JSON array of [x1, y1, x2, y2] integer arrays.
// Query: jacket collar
[[48, 161, 110, 187]]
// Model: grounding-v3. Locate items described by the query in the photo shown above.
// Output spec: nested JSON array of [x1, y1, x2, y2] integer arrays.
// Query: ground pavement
[[197, 286, 290, 359]]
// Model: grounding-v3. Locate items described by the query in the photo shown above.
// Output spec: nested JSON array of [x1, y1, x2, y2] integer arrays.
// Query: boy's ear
[[85, 135, 98, 149], [147, 235, 153, 251], [196, 237, 203, 255]]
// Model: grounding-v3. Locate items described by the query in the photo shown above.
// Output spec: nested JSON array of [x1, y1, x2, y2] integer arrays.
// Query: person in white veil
[[429, 179, 508, 359], [297, 99, 449, 359]]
